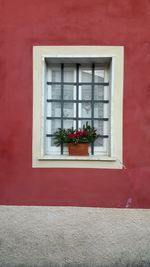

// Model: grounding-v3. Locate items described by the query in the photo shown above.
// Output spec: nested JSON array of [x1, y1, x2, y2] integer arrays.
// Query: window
[[33, 46, 124, 168], [45, 61, 109, 156]]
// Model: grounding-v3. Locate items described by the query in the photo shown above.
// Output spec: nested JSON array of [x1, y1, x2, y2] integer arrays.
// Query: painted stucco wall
[[0, 0, 150, 207]]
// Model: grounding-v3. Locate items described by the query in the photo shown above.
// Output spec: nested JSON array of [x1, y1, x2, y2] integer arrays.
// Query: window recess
[[45, 60, 111, 156]]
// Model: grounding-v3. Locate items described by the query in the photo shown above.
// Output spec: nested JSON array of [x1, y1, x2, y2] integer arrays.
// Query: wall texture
[[0, 0, 150, 207]]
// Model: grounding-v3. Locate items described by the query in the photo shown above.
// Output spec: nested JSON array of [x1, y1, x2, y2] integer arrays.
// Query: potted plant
[[54, 122, 99, 156]]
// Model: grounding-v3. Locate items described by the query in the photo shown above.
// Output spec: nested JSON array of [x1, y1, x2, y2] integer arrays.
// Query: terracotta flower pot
[[68, 143, 89, 156]]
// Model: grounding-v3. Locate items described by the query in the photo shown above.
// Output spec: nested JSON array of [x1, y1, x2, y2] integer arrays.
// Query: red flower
[[67, 133, 76, 138], [67, 130, 88, 139], [83, 130, 88, 136]]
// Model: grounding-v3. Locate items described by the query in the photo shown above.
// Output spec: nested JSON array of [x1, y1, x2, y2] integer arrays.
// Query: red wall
[[0, 0, 150, 208]]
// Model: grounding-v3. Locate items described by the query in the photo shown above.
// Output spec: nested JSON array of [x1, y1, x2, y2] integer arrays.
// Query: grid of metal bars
[[46, 63, 109, 155]]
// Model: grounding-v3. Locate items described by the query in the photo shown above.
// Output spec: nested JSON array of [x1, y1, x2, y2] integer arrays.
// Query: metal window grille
[[45, 63, 109, 155]]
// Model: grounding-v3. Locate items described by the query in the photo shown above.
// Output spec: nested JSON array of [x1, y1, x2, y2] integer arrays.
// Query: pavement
[[0, 206, 150, 267]]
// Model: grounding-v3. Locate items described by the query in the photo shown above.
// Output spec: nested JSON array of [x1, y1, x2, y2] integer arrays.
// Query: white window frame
[[32, 46, 124, 169]]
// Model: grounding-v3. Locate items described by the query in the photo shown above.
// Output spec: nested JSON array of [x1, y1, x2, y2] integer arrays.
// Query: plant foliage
[[54, 122, 100, 146]]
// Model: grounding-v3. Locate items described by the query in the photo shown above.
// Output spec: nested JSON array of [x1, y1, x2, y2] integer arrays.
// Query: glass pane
[[64, 85, 75, 100], [94, 85, 104, 100], [51, 102, 61, 117], [51, 119, 61, 134], [81, 85, 92, 100], [64, 68, 74, 82], [51, 85, 61, 100], [46, 136, 55, 147], [51, 67, 61, 82], [46, 119, 61, 134], [63, 103, 74, 118], [94, 69, 104, 83], [45, 136, 50, 152], [51, 136, 55, 146], [94, 120, 104, 136], [63, 119, 74, 129], [80, 103, 92, 118], [45, 120, 51, 134], [94, 136, 103, 147], [94, 103, 104, 118], [47, 85, 51, 99], [81, 68, 92, 82], [46, 102, 51, 117]]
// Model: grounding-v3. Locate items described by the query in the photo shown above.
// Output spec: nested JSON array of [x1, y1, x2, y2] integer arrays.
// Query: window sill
[[32, 155, 122, 169], [38, 155, 116, 161]]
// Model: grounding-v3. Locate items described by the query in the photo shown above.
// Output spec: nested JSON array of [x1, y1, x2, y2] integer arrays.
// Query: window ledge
[[38, 155, 116, 161], [33, 155, 122, 168]]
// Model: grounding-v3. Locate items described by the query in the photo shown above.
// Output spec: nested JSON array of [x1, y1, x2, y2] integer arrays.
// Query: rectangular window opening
[[45, 60, 111, 157]]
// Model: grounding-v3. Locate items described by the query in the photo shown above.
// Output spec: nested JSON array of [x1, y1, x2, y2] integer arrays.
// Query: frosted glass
[[94, 103, 104, 118], [81, 69, 92, 82], [64, 85, 74, 100], [80, 103, 91, 118], [63, 120, 74, 129], [94, 70, 104, 82], [94, 85, 104, 100], [51, 68, 61, 82], [94, 120, 104, 135], [51, 85, 61, 100], [81, 85, 91, 100], [51, 102, 61, 117], [94, 137, 103, 147], [64, 69, 74, 82], [63, 103, 74, 118], [51, 119, 61, 134]]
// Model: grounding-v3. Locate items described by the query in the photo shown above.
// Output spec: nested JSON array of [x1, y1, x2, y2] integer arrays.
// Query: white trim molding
[[32, 46, 124, 168]]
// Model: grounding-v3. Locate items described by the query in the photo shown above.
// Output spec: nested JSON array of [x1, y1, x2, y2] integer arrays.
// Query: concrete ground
[[0, 206, 150, 267]]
